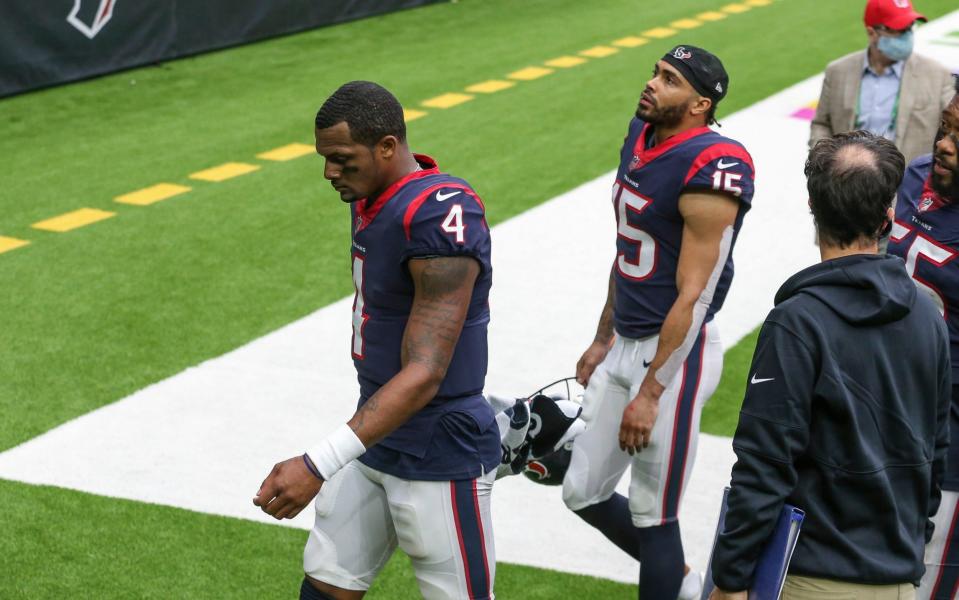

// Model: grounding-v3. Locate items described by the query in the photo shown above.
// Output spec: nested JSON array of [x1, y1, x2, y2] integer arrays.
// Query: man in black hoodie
[[709, 130, 951, 600]]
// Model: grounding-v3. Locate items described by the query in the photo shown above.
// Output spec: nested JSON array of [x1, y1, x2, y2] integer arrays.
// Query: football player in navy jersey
[[253, 81, 500, 600], [563, 46, 755, 600], [889, 76, 959, 600]]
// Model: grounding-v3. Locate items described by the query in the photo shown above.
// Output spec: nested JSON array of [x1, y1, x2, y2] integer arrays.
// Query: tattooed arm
[[253, 255, 479, 520], [347, 255, 480, 447]]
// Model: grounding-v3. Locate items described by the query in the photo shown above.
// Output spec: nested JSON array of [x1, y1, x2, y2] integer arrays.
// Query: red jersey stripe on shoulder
[[355, 154, 439, 232], [402, 182, 477, 241], [682, 142, 755, 186], [633, 123, 712, 166]]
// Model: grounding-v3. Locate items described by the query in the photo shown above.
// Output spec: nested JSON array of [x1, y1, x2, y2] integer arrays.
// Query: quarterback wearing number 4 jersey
[[889, 78, 959, 600], [564, 46, 754, 600], [254, 81, 499, 600], [349, 154, 499, 480]]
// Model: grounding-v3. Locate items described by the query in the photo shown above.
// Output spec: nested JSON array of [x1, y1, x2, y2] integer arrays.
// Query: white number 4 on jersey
[[441, 204, 466, 244]]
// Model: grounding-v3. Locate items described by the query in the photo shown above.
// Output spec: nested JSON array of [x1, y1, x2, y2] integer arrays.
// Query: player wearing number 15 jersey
[[889, 78, 959, 600], [254, 81, 499, 600], [563, 46, 754, 600]]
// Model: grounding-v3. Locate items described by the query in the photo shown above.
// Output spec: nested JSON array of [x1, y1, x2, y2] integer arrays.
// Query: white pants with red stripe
[[562, 321, 723, 527], [304, 460, 496, 599], [919, 490, 959, 600]]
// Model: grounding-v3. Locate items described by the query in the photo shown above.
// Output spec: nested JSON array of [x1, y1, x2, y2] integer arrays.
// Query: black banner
[[0, 1, 443, 98]]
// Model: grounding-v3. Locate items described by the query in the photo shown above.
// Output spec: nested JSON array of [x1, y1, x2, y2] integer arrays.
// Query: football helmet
[[523, 442, 574, 486], [491, 377, 585, 483]]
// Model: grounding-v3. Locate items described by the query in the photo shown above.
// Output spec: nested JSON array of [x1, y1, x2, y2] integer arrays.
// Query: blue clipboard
[[701, 487, 805, 600]]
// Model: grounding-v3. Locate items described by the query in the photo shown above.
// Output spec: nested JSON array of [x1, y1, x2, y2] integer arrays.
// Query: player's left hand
[[619, 386, 660, 455], [708, 588, 747, 600], [253, 455, 323, 520]]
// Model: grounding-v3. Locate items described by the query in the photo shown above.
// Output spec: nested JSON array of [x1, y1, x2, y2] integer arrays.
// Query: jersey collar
[[631, 123, 712, 168], [355, 154, 439, 230], [917, 176, 952, 214]]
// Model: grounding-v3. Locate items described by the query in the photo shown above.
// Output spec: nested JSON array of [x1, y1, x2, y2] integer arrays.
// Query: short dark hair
[[315, 81, 406, 147], [805, 131, 905, 247]]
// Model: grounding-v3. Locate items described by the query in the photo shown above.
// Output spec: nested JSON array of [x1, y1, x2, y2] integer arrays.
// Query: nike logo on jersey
[[750, 374, 775, 384], [717, 159, 739, 169], [642, 359, 652, 368], [435, 190, 461, 202]]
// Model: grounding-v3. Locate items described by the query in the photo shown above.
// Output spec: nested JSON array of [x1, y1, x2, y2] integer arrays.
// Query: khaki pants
[[783, 575, 915, 600]]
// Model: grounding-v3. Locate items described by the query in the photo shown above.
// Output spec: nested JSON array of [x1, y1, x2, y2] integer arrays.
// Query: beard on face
[[931, 127, 959, 201], [931, 158, 959, 202], [931, 126, 959, 201], [636, 97, 691, 129]]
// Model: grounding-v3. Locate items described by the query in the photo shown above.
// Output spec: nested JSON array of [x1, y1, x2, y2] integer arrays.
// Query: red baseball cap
[[864, 0, 927, 30]]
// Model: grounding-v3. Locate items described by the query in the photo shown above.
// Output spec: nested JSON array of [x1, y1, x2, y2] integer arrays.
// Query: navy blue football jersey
[[888, 155, 959, 491], [889, 155, 959, 376], [349, 154, 500, 480], [612, 118, 755, 338]]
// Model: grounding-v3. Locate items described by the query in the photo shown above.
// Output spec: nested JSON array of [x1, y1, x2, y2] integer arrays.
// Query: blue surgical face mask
[[877, 29, 914, 62]]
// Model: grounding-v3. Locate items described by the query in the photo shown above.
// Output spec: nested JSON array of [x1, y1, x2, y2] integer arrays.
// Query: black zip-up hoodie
[[711, 254, 951, 590]]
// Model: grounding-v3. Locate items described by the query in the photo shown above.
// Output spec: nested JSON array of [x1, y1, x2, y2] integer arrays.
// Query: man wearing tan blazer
[[810, 0, 953, 166]]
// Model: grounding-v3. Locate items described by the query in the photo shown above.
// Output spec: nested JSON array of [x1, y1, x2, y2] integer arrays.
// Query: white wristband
[[306, 424, 366, 481]]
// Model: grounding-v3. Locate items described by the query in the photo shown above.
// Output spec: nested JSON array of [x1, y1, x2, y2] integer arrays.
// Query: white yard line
[[2, 13, 958, 584]]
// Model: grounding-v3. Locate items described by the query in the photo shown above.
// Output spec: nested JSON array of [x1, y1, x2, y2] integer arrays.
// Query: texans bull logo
[[67, 0, 117, 39]]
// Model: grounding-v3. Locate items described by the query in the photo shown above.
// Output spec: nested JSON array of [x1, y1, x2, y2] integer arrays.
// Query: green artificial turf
[[0, 479, 306, 597], [0, 479, 635, 598], [701, 325, 762, 437], [3, 0, 959, 596], [370, 553, 636, 599], [4, 0, 957, 452]]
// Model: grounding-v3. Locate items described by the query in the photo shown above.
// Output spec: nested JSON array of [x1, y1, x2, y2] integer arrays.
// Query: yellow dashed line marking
[[672, 18, 703, 29], [32, 208, 115, 233], [115, 183, 191, 206], [0, 237, 29, 254], [697, 11, 727, 21], [579, 46, 619, 58], [643, 27, 678, 38], [422, 93, 474, 109], [189, 162, 260, 182], [257, 143, 314, 162], [613, 36, 648, 48], [8, 3, 762, 257], [466, 80, 516, 93], [545, 56, 588, 68], [508, 66, 554, 81]]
